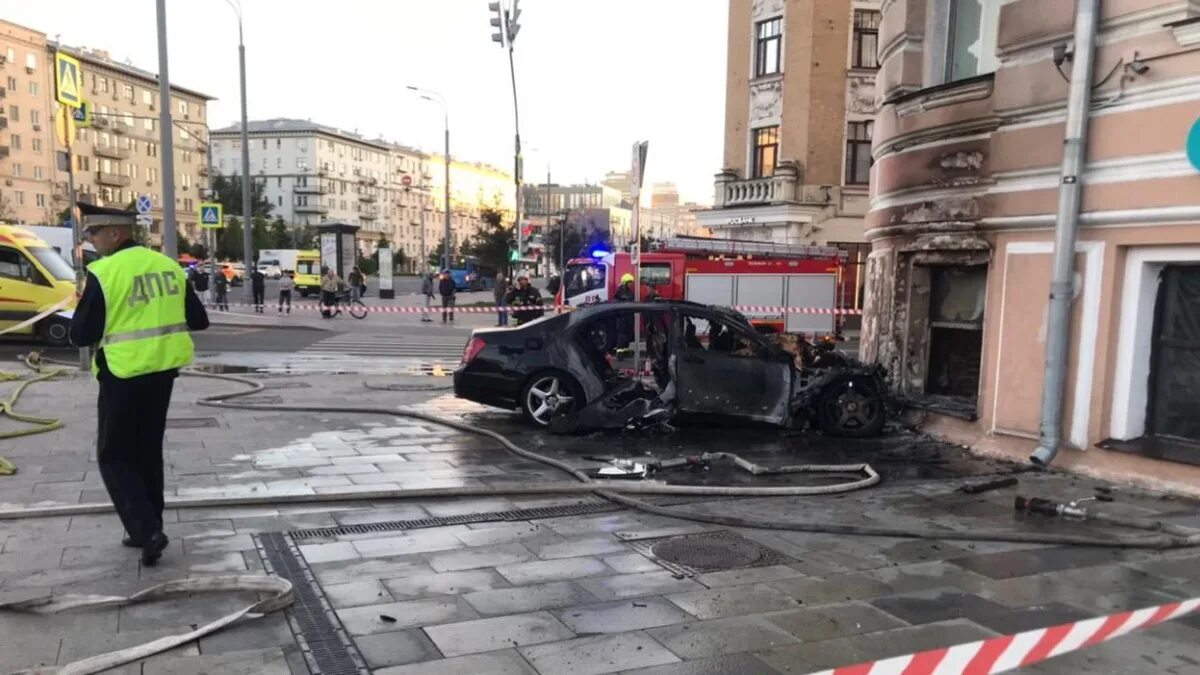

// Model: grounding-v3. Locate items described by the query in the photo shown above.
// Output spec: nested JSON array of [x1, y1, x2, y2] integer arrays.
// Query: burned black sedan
[[453, 301, 886, 436]]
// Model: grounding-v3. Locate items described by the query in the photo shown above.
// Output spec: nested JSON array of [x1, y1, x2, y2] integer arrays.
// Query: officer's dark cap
[[79, 202, 137, 230]]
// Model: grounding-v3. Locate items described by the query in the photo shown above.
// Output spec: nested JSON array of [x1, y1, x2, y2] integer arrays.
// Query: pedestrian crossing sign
[[199, 202, 224, 229], [55, 52, 82, 108]]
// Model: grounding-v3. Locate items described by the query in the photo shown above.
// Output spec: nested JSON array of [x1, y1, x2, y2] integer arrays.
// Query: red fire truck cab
[[559, 237, 847, 335]]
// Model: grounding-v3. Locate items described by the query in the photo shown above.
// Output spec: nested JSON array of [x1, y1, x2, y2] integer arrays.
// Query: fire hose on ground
[[2, 356, 1200, 674]]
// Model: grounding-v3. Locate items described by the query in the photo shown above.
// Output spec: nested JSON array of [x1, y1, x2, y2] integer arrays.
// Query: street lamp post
[[406, 86, 451, 271], [225, 0, 254, 273]]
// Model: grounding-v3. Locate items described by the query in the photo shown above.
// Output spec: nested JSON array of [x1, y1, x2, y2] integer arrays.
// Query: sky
[[3, 0, 728, 204]]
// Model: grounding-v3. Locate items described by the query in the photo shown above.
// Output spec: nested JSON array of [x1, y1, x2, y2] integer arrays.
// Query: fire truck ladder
[[657, 236, 846, 261]]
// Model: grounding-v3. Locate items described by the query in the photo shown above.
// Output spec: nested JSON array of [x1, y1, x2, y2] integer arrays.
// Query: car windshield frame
[[27, 245, 76, 282]]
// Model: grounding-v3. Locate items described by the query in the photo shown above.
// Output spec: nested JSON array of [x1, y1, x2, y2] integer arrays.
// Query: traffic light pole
[[508, 38, 522, 272]]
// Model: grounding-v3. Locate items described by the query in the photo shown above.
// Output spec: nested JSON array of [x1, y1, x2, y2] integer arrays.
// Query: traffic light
[[509, 248, 520, 262], [508, 0, 521, 41], [489, 2, 505, 45]]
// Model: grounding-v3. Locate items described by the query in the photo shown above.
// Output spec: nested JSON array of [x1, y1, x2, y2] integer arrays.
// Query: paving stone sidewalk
[[1, 369, 1199, 674]]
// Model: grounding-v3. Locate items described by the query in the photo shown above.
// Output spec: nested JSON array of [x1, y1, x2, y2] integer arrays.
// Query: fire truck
[[559, 236, 848, 334]]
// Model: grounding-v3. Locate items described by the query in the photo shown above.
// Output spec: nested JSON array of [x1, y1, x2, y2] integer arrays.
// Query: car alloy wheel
[[525, 375, 575, 426]]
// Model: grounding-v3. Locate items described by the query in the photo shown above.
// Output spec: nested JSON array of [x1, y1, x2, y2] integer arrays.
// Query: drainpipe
[[1031, 0, 1101, 468]]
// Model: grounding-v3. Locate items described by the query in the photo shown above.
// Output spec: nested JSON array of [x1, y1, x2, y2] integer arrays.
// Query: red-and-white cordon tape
[[808, 596, 1200, 675], [213, 302, 863, 316]]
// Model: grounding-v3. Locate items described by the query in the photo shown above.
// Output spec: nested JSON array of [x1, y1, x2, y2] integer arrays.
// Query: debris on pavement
[[958, 476, 1019, 494]]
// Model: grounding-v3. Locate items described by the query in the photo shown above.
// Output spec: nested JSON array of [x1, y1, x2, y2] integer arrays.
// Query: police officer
[[69, 203, 209, 566]]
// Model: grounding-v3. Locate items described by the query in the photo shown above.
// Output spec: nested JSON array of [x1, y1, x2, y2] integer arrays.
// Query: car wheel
[[521, 372, 581, 427], [815, 376, 885, 438], [39, 316, 71, 348]]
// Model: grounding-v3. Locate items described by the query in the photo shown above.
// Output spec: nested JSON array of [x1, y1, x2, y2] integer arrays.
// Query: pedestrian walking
[[506, 275, 544, 325], [348, 266, 364, 303], [438, 269, 457, 323], [494, 273, 509, 327], [278, 271, 294, 314], [213, 269, 230, 311], [68, 203, 209, 567], [250, 266, 266, 314], [420, 271, 435, 323], [321, 267, 341, 318], [190, 266, 210, 307]]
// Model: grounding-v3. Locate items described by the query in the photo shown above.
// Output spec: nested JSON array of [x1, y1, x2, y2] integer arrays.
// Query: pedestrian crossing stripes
[[300, 334, 468, 361]]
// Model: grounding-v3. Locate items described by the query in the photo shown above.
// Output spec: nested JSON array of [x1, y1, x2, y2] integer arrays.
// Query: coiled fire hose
[[0, 354, 70, 475]]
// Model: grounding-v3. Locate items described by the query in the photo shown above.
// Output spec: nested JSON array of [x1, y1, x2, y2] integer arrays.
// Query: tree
[[209, 173, 274, 219], [251, 216, 271, 255], [295, 225, 317, 249], [462, 207, 513, 274], [267, 217, 292, 248], [216, 217, 244, 261], [176, 230, 191, 256], [428, 236, 449, 271], [56, 207, 72, 225]]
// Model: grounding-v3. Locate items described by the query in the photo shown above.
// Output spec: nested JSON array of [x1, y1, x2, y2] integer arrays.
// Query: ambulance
[[0, 225, 79, 346]]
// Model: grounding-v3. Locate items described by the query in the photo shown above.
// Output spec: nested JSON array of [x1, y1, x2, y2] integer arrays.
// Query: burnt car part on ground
[[454, 301, 887, 436]]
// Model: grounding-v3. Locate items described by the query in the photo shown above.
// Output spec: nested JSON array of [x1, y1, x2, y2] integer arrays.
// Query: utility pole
[[225, 0, 254, 272], [545, 166, 551, 273], [490, 0, 522, 268], [155, 0, 177, 255]]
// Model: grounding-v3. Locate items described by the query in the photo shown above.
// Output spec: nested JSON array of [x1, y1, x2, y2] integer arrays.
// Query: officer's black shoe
[[141, 532, 168, 566], [122, 536, 142, 548]]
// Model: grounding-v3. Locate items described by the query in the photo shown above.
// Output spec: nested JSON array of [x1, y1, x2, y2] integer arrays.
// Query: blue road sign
[[198, 202, 224, 229], [136, 195, 152, 214], [1188, 117, 1200, 173]]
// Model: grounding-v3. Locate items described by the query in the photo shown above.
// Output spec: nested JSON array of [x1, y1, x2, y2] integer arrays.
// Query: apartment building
[[425, 153, 516, 246], [696, 0, 881, 251], [55, 46, 214, 247], [864, 0, 1200, 490], [0, 21, 58, 225], [210, 119, 392, 249]]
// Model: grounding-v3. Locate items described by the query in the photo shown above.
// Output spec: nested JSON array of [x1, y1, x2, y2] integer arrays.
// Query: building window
[[15, 192, 24, 206], [98, 77, 108, 93], [844, 121, 873, 185], [947, 0, 1000, 81], [926, 265, 987, 400], [33, 166, 43, 180], [142, 89, 153, 105], [36, 194, 46, 208], [8, 105, 17, 122], [24, 53, 35, 70], [147, 142, 158, 158], [123, 84, 134, 101], [144, 117, 154, 131], [30, 110, 39, 127], [755, 17, 783, 77], [751, 126, 778, 178], [277, 157, 282, 169], [5, 76, 15, 90], [297, 157, 308, 170], [4, 48, 12, 63], [28, 80, 38, 96], [179, 100, 189, 116], [9, 134, 20, 151], [853, 10, 881, 69], [11, 163, 20, 177]]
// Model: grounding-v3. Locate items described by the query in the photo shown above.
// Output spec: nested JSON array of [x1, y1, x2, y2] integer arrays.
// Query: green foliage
[[209, 173, 274, 219], [216, 217, 243, 260], [462, 207, 513, 273], [267, 217, 292, 248]]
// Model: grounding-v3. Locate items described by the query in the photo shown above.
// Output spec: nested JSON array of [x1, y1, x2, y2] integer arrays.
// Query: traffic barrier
[[211, 302, 864, 316], [807, 596, 1200, 675]]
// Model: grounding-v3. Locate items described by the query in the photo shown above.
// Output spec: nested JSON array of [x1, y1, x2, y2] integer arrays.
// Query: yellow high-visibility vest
[[88, 246, 194, 378]]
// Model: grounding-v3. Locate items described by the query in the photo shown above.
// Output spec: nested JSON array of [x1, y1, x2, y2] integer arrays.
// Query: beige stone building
[[864, 0, 1200, 491], [56, 46, 213, 247], [696, 0, 881, 252], [0, 20, 58, 225]]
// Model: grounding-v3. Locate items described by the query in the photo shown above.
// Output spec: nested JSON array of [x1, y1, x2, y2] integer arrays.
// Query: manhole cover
[[628, 530, 791, 576], [651, 537, 763, 569]]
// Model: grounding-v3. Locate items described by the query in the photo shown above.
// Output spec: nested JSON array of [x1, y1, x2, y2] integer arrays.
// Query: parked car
[[453, 301, 886, 436], [258, 262, 282, 279]]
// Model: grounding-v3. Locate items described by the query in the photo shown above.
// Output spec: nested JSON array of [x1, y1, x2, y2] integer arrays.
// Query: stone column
[[773, 161, 800, 202], [713, 170, 736, 208]]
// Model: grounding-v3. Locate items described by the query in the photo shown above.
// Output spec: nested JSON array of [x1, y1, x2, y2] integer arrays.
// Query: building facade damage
[[864, 0, 1200, 492]]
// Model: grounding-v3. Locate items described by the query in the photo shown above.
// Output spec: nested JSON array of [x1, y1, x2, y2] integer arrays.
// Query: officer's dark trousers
[[97, 370, 176, 543]]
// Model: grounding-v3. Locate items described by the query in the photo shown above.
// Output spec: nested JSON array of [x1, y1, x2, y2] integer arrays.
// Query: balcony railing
[[0, 116, 7, 130], [97, 171, 131, 187], [0, 145, 9, 159], [295, 203, 329, 214], [295, 183, 327, 194], [358, 192, 377, 203], [112, 121, 131, 135], [358, 204, 379, 219], [713, 162, 803, 208], [93, 116, 110, 129], [94, 145, 130, 160]]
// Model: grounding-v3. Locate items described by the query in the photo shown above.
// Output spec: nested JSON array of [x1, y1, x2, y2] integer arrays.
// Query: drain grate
[[165, 417, 219, 429], [627, 529, 792, 577], [290, 500, 622, 540], [255, 532, 370, 675]]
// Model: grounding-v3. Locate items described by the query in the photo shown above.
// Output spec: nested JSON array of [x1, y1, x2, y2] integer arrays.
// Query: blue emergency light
[[590, 249, 610, 258]]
